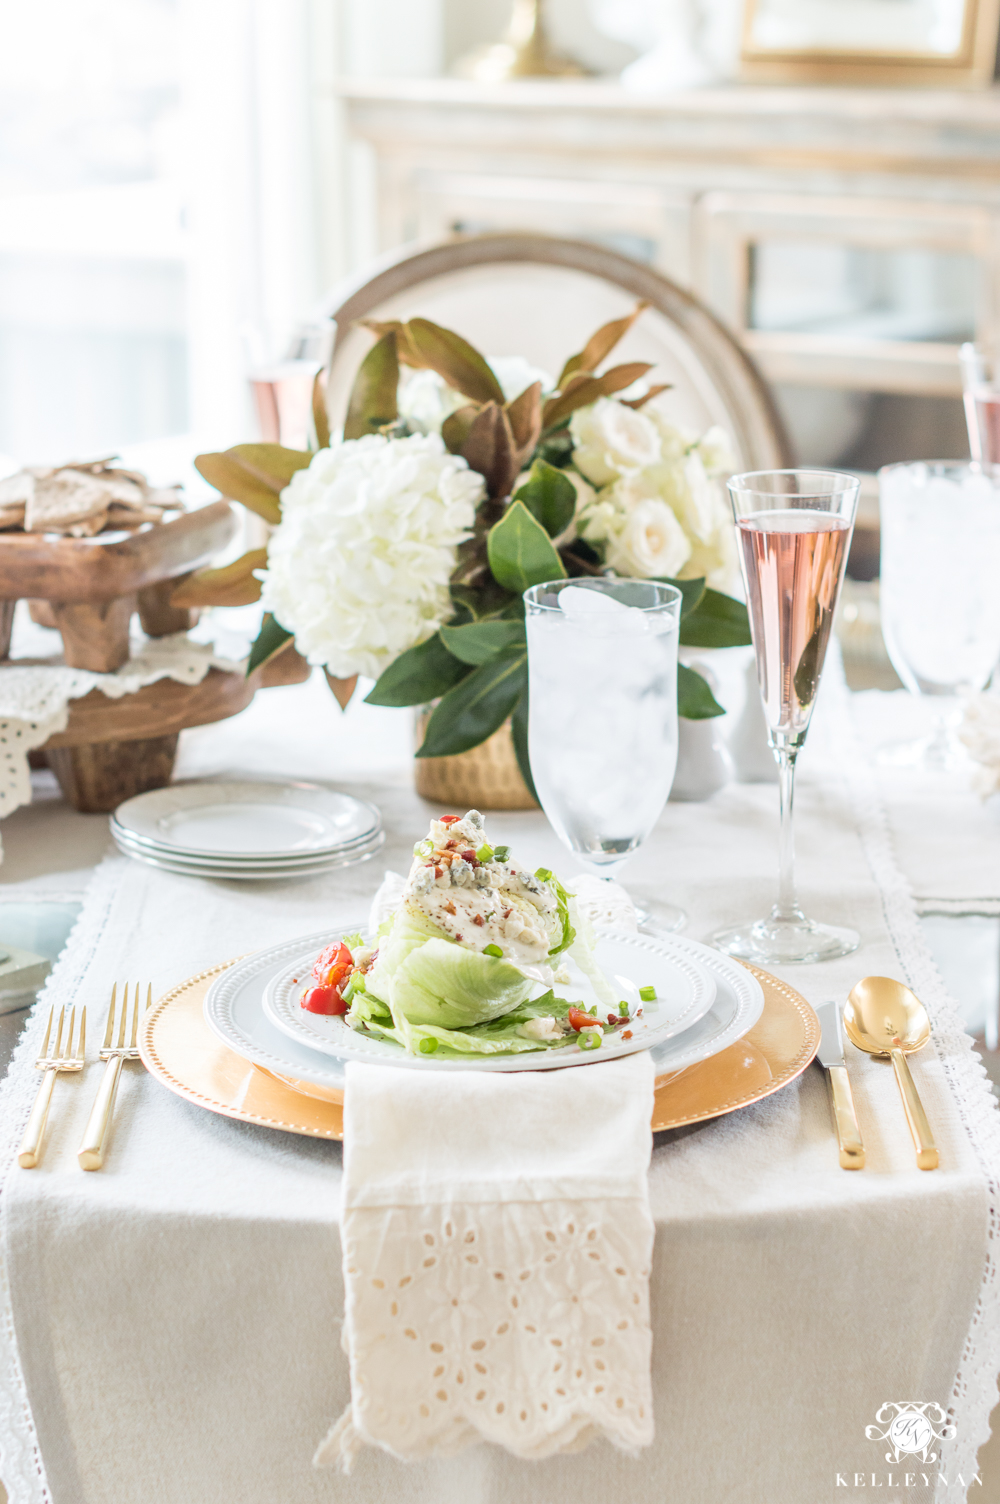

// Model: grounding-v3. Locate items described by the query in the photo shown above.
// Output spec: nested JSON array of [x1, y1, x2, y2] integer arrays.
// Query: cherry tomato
[[311, 941, 353, 991], [568, 1006, 597, 1033], [301, 985, 348, 1015]]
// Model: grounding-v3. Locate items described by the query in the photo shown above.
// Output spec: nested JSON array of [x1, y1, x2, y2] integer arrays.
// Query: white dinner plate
[[110, 822, 381, 871], [203, 928, 763, 1087], [113, 781, 381, 860], [111, 831, 385, 881], [261, 930, 717, 1071]]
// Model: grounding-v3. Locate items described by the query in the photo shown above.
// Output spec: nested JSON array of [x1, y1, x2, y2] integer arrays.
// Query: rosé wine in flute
[[963, 386, 1000, 467], [738, 510, 852, 744], [713, 470, 859, 967]]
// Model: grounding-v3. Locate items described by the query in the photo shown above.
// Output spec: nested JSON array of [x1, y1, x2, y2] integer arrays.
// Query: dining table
[[0, 647, 997, 1504]]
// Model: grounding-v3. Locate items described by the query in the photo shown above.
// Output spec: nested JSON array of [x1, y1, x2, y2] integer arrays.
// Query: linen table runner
[[317, 1054, 656, 1469]]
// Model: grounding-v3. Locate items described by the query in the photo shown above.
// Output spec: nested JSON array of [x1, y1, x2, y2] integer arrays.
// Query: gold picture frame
[[741, 0, 1000, 86]]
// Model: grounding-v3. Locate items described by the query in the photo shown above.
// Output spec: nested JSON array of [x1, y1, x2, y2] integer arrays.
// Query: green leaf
[[344, 331, 399, 440], [677, 663, 725, 720], [655, 575, 705, 620], [247, 614, 294, 677], [417, 651, 526, 758], [679, 588, 752, 650], [541, 363, 653, 431], [439, 620, 526, 666], [407, 318, 505, 405], [487, 501, 566, 595], [364, 632, 470, 707], [195, 445, 311, 524], [511, 690, 538, 801], [514, 461, 577, 538], [312, 368, 331, 450]]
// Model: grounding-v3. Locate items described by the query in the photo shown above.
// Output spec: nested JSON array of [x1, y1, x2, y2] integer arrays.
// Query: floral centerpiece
[[178, 304, 750, 797]]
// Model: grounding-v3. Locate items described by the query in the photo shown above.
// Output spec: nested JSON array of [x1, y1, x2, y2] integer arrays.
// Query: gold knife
[[815, 1000, 865, 1170]]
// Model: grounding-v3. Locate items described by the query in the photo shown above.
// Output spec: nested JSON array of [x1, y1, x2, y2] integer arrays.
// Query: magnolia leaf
[[679, 588, 752, 649], [407, 318, 505, 405], [439, 619, 526, 665], [344, 331, 399, 440], [247, 613, 294, 678], [195, 444, 311, 523], [487, 500, 566, 595], [170, 548, 267, 608], [511, 689, 537, 801], [361, 318, 424, 368], [417, 650, 526, 758], [621, 383, 673, 411], [365, 632, 470, 707], [542, 362, 654, 430], [505, 380, 543, 459], [460, 402, 519, 499], [312, 367, 331, 450], [325, 671, 358, 710], [558, 301, 650, 387], [514, 461, 577, 539], [677, 663, 725, 720], [655, 575, 705, 620], [441, 403, 481, 456]]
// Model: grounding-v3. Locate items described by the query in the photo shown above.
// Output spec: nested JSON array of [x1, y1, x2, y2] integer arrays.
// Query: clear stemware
[[524, 578, 684, 936], [878, 460, 1000, 770], [960, 342, 1000, 468], [711, 469, 860, 966]]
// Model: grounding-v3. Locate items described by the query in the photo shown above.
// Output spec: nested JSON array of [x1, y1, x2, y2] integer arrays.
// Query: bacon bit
[[606, 1015, 618, 1027], [461, 849, 477, 864], [622, 1030, 633, 1040], [443, 900, 456, 915], [434, 866, 443, 878], [439, 815, 461, 824], [472, 914, 484, 926], [503, 908, 512, 920], [455, 933, 463, 941]]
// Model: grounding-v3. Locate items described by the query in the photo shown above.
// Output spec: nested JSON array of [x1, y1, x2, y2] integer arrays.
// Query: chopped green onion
[[589, 1005, 598, 1016], [494, 845, 510, 862], [618, 1001, 629, 1017], [639, 985, 656, 1002], [483, 943, 504, 958], [579, 1029, 602, 1051], [340, 975, 359, 1006], [476, 843, 494, 862], [419, 1037, 438, 1054], [534, 867, 553, 883]]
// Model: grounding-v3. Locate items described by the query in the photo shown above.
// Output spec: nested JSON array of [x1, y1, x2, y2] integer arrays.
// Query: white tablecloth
[[0, 671, 998, 1504]]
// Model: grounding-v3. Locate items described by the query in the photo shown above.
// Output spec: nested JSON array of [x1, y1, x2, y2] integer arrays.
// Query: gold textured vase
[[413, 713, 538, 811]]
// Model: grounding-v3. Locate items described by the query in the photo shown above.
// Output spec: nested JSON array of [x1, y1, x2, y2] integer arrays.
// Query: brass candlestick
[[453, 0, 585, 82]]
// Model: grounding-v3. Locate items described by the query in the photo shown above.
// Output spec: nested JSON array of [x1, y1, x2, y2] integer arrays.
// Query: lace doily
[[0, 631, 243, 831]]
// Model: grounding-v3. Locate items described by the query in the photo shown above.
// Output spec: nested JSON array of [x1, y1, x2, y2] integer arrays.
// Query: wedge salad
[[298, 810, 647, 1057]]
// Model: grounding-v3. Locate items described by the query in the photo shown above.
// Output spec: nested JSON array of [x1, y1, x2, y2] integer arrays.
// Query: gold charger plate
[[139, 960, 819, 1138]]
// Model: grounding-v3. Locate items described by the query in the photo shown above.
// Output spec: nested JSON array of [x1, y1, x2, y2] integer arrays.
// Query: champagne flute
[[524, 578, 684, 934], [712, 470, 860, 965], [960, 342, 1000, 467]]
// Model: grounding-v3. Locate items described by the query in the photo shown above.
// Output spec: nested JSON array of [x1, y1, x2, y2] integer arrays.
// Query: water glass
[[879, 461, 1000, 767], [525, 578, 682, 930]]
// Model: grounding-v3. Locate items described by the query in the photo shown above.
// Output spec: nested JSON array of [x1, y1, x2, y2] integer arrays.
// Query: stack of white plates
[[110, 781, 384, 880]]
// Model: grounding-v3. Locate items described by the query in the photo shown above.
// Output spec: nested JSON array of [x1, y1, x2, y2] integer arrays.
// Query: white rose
[[569, 397, 661, 486], [606, 497, 692, 579], [488, 355, 554, 403], [397, 369, 467, 435], [696, 424, 738, 476], [258, 432, 483, 680]]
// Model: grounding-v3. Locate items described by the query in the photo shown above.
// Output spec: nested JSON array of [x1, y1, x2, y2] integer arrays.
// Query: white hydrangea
[[258, 433, 484, 680]]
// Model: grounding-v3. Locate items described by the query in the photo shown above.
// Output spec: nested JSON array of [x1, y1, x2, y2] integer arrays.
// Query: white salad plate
[[110, 829, 385, 881], [203, 928, 763, 1088], [261, 930, 717, 1070], [112, 781, 382, 861]]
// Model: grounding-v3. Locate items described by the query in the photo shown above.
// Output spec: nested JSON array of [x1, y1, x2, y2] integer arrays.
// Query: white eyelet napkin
[[315, 1051, 656, 1470]]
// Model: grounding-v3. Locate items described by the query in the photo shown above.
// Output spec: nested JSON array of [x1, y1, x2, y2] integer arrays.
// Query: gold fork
[[18, 1005, 86, 1168], [78, 983, 151, 1172]]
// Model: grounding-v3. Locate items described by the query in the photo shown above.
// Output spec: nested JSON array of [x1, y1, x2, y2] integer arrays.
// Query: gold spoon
[[844, 977, 939, 1171]]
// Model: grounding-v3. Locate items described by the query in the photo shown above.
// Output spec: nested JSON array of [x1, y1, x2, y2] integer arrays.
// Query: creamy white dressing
[[403, 810, 560, 967]]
